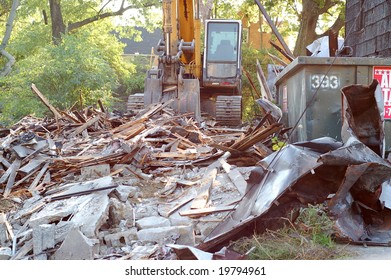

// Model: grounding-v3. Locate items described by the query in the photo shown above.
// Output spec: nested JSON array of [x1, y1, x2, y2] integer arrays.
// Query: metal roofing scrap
[[198, 79, 391, 252]]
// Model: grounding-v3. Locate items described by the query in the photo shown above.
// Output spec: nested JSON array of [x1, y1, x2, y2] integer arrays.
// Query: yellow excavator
[[128, 0, 242, 126]]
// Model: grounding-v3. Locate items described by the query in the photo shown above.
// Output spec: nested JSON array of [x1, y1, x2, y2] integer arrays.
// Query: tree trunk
[[293, 0, 344, 57], [49, 0, 65, 44], [0, 0, 20, 77], [293, 0, 319, 56], [199, 0, 214, 21]]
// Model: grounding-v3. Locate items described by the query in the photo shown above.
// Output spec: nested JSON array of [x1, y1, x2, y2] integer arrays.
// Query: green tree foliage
[[0, 0, 157, 125], [240, 45, 280, 122], [241, 0, 345, 56], [0, 24, 131, 124]]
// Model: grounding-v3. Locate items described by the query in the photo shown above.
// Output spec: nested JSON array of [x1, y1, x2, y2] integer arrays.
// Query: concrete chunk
[[71, 192, 110, 238], [52, 228, 97, 260], [32, 224, 55, 255], [109, 198, 134, 227], [114, 185, 140, 202], [103, 229, 137, 247], [0, 247, 12, 260], [137, 225, 195, 246], [29, 196, 84, 227], [135, 204, 158, 219], [136, 216, 171, 229]]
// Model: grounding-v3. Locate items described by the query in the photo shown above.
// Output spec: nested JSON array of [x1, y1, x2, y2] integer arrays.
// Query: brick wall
[[345, 0, 391, 57]]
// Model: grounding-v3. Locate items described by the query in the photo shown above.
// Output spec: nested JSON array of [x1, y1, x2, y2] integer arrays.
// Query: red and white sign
[[374, 66, 391, 119]]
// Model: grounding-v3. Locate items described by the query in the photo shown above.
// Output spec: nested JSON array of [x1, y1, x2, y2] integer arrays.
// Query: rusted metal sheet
[[341, 79, 384, 157], [197, 80, 391, 252]]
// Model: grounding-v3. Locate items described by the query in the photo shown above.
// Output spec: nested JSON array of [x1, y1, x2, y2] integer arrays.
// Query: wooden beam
[[256, 59, 274, 101], [191, 168, 217, 209], [254, 0, 294, 58], [179, 206, 236, 217], [31, 83, 62, 120], [3, 159, 21, 198]]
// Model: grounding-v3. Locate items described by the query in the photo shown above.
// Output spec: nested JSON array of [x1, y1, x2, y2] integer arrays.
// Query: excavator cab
[[201, 20, 242, 126], [203, 20, 242, 92]]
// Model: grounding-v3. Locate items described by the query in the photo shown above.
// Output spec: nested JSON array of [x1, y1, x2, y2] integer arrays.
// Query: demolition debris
[[2, 81, 391, 260], [0, 84, 284, 260]]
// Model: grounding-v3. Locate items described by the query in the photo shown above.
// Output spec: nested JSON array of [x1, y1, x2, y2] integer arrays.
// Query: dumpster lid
[[275, 56, 391, 86]]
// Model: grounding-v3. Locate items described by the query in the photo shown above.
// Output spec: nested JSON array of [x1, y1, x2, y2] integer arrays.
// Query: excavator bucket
[[177, 75, 201, 120]]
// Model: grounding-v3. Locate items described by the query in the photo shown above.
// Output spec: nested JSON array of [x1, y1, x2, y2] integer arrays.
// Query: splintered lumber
[[191, 168, 217, 209], [267, 52, 288, 67], [256, 59, 273, 101], [3, 159, 21, 198], [230, 123, 282, 151], [11, 240, 33, 260], [152, 151, 198, 160], [243, 67, 262, 100], [269, 41, 294, 62], [0, 156, 11, 169], [179, 206, 236, 217], [72, 115, 101, 136], [110, 117, 147, 134], [115, 123, 146, 140], [167, 197, 194, 216], [19, 158, 45, 174], [254, 0, 294, 59], [28, 162, 50, 194], [31, 83, 62, 120]]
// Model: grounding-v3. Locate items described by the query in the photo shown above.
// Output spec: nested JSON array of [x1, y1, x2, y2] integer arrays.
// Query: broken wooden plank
[[179, 206, 236, 217], [152, 151, 198, 160], [12, 168, 41, 189], [31, 83, 62, 120], [254, 0, 294, 59], [267, 52, 288, 67], [191, 168, 217, 209], [12, 145, 34, 159], [3, 159, 22, 198], [230, 123, 282, 151], [156, 177, 178, 198], [21, 142, 49, 165], [19, 158, 45, 174], [0, 156, 11, 169], [167, 197, 194, 216], [0, 213, 14, 241], [72, 115, 101, 136], [256, 59, 274, 101], [11, 240, 33, 260], [270, 41, 294, 62], [28, 162, 50, 194]]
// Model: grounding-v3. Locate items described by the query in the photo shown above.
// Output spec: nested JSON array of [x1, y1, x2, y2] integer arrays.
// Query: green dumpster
[[275, 56, 391, 152]]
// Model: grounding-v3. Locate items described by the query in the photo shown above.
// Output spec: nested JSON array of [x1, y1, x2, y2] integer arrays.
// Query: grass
[[231, 204, 353, 260]]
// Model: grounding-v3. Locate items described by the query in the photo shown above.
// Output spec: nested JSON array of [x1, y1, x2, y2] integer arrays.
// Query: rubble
[[2, 80, 391, 260], [52, 228, 98, 260], [0, 85, 286, 260]]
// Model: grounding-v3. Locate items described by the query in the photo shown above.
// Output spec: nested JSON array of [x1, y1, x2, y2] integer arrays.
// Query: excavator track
[[215, 95, 242, 127], [127, 93, 144, 114]]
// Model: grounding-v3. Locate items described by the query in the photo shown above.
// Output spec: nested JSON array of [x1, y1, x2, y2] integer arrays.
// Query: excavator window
[[206, 22, 239, 62], [204, 20, 241, 80]]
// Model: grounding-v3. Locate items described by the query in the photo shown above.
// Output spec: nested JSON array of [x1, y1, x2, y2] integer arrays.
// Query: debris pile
[[2, 80, 391, 261], [0, 86, 286, 260]]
